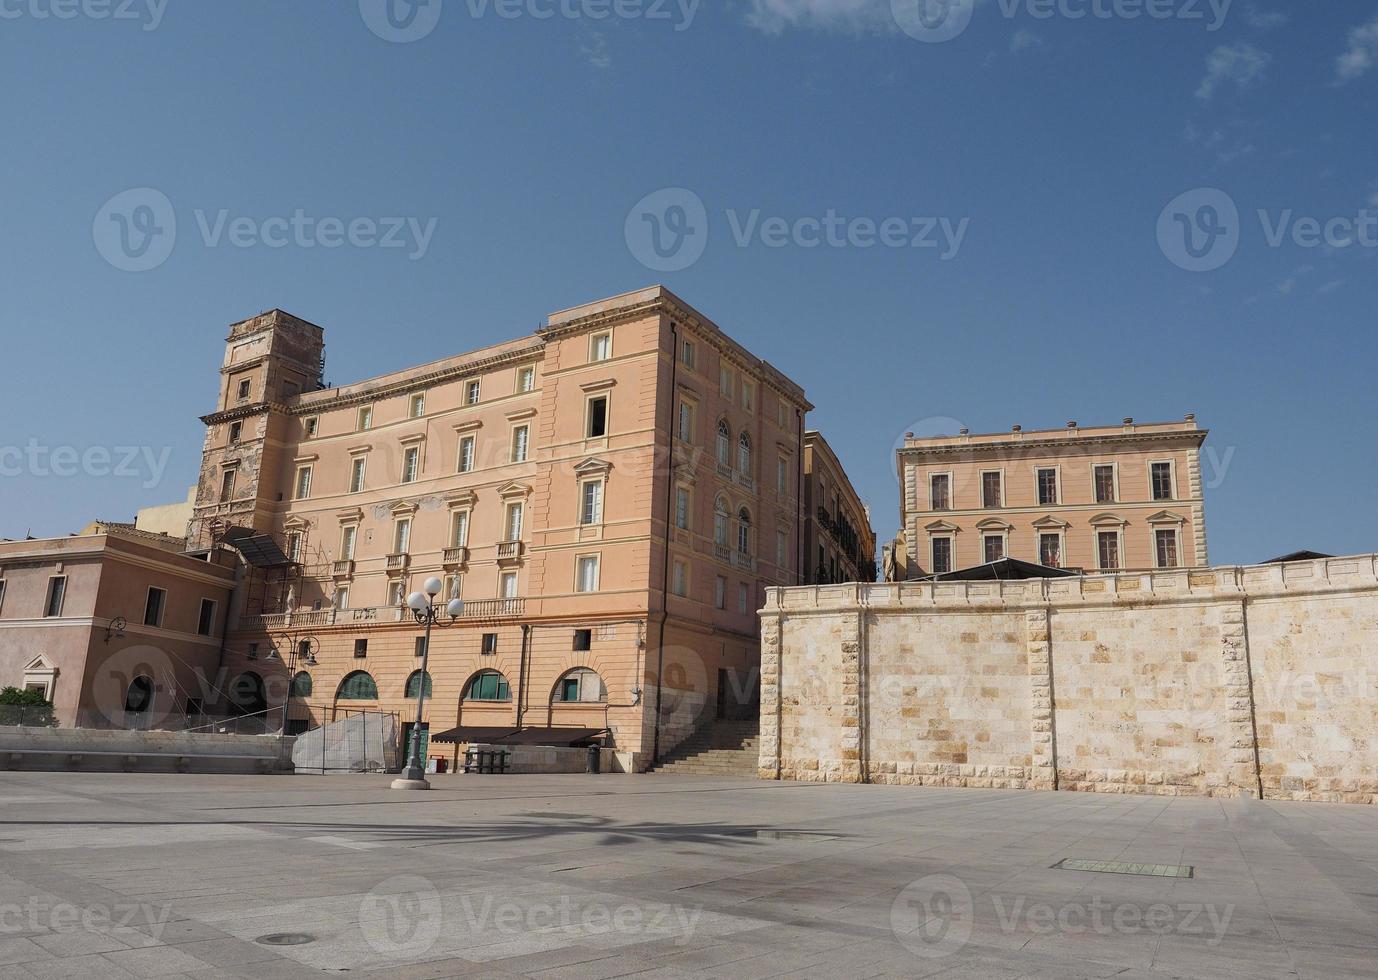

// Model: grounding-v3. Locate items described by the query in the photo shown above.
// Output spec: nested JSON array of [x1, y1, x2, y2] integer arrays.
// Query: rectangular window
[[576, 555, 600, 593], [286, 532, 303, 562], [719, 365, 732, 397], [334, 587, 350, 610], [247, 642, 259, 660], [677, 400, 694, 441], [409, 393, 426, 418], [144, 587, 166, 627], [354, 638, 368, 658], [393, 519, 411, 554], [1151, 462, 1174, 501], [518, 367, 535, 392], [350, 456, 367, 494], [573, 628, 593, 652], [228, 421, 242, 445], [586, 396, 609, 438], [714, 576, 726, 609], [581, 480, 604, 526], [931, 537, 953, 575], [481, 633, 498, 655], [505, 502, 524, 541], [511, 425, 529, 463], [341, 524, 358, 560], [777, 456, 789, 494], [1094, 464, 1116, 504], [981, 471, 1002, 509], [590, 332, 612, 361], [983, 535, 1005, 563], [741, 381, 755, 413], [1156, 529, 1180, 568], [675, 487, 690, 530], [0, 579, 6, 615], [401, 447, 420, 484], [738, 583, 749, 614], [304, 417, 318, 438], [681, 340, 695, 369], [197, 598, 216, 636], [451, 511, 469, 548], [930, 474, 951, 511], [1037, 468, 1058, 506], [776, 529, 787, 568], [1039, 533, 1062, 568], [458, 435, 475, 473], [294, 466, 313, 500], [236, 378, 251, 401], [414, 636, 428, 658], [358, 406, 373, 431], [219, 469, 236, 503], [672, 560, 688, 597], [777, 400, 789, 428], [501, 572, 518, 599], [1098, 531, 1121, 570], [466, 380, 481, 405]]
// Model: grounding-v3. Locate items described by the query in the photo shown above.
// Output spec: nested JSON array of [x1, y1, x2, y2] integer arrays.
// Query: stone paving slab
[[0, 771, 1375, 978]]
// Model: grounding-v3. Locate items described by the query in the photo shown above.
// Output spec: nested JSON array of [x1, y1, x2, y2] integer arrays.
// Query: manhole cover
[[255, 933, 317, 946], [1054, 859, 1193, 878]]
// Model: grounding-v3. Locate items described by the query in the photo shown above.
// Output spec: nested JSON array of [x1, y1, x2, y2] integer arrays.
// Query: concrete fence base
[[0, 726, 293, 775]]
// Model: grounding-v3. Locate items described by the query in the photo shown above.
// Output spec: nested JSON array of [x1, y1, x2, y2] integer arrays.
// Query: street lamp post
[[265, 631, 318, 735], [392, 577, 464, 791]]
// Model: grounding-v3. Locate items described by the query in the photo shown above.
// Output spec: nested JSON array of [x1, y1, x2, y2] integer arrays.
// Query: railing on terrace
[[237, 598, 526, 632]]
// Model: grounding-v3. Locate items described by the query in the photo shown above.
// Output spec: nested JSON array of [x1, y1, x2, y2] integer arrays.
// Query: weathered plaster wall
[[761, 556, 1378, 804]]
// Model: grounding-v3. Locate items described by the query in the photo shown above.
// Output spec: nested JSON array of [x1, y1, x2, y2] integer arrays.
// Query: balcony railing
[[734, 552, 756, 572], [497, 540, 524, 562], [443, 546, 470, 567], [735, 472, 756, 492], [235, 598, 526, 632], [385, 553, 410, 572], [714, 543, 731, 562], [332, 560, 355, 578]]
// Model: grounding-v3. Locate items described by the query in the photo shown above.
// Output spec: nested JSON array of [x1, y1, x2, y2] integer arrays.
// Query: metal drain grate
[[1054, 859, 1193, 878], [255, 933, 317, 946]]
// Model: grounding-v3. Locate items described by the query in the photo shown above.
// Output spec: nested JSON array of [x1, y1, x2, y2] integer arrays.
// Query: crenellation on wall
[[765, 554, 1378, 805]]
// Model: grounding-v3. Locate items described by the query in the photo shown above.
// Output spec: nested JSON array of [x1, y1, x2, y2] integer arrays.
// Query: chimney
[[1012, 425, 1022, 433], [1066, 421, 1078, 429], [1185, 413, 1196, 423], [959, 428, 969, 436]]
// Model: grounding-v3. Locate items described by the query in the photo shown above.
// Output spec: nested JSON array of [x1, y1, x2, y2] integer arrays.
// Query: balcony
[[716, 462, 734, 480], [735, 472, 756, 492], [497, 540, 524, 564], [233, 599, 526, 633], [332, 560, 355, 578], [714, 543, 731, 563], [734, 552, 756, 573], [443, 546, 470, 568], [386, 553, 410, 572]]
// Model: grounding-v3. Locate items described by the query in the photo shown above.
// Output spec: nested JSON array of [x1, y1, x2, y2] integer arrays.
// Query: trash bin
[[587, 745, 601, 774]]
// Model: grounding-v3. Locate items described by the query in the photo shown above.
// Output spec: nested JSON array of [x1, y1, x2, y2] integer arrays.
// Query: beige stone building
[[0, 528, 236, 728], [803, 431, 876, 584], [188, 287, 818, 769], [893, 417, 1209, 578]]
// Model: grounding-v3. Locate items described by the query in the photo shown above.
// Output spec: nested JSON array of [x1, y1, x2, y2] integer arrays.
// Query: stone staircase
[[649, 719, 760, 778]]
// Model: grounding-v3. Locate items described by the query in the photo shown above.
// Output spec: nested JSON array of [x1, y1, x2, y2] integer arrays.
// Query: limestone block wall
[[761, 555, 1378, 804]]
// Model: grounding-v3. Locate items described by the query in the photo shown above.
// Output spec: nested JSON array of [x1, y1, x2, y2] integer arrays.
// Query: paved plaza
[[0, 772, 1375, 978]]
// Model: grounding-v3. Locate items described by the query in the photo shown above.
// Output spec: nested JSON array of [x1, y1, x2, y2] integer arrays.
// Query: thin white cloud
[[579, 31, 611, 70], [1317, 280, 1346, 295], [744, 0, 897, 35], [1276, 277, 1296, 296], [1243, 4, 1286, 30], [1010, 29, 1043, 54], [1337, 14, 1378, 82], [1196, 43, 1271, 101]]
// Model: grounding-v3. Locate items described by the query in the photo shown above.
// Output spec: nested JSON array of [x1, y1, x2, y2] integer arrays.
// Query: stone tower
[[188, 310, 325, 551]]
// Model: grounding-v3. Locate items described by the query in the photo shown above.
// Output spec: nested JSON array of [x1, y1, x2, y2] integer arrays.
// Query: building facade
[[0, 529, 236, 728], [894, 417, 1209, 578], [803, 431, 876, 584], [189, 287, 815, 769]]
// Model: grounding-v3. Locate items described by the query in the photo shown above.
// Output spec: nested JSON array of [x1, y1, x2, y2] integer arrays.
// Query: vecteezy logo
[[92, 188, 176, 272], [88, 645, 177, 728], [891, 0, 976, 43], [360, 875, 443, 958], [625, 188, 709, 272], [359, 0, 444, 42], [1157, 188, 1240, 273], [890, 874, 974, 959]]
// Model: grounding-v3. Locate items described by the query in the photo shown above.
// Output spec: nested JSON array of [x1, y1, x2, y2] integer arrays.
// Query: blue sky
[[2, 0, 1376, 564]]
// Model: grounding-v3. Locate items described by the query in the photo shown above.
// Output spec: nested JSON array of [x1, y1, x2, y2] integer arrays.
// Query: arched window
[[716, 420, 731, 467], [738, 432, 752, 475], [404, 670, 433, 699], [124, 676, 154, 714], [463, 670, 511, 702], [336, 671, 378, 701], [553, 668, 607, 704], [714, 495, 730, 548], [737, 507, 753, 556], [290, 671, 313, 698], [229, 671, 266, 715]]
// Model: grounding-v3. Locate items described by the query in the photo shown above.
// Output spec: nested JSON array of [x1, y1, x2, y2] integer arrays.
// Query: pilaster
[[1025, 608, 1057, 791]]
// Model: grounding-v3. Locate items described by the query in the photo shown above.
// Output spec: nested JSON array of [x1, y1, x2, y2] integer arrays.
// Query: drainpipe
[[1239, 595, 1265, 800], [651, 319, 680, 767], [516, 624, 531, 729]]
